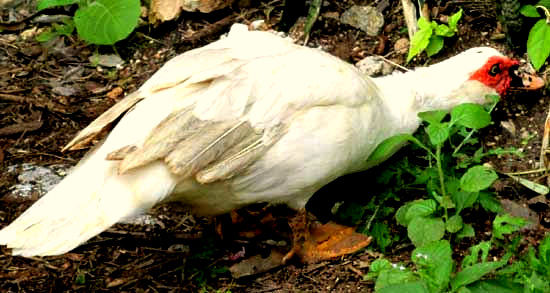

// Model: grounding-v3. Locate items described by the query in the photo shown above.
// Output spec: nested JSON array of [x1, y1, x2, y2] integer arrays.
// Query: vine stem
[[537, 5, 550, 24]]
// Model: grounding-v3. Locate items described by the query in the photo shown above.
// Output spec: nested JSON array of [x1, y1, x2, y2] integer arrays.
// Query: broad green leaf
[[433, 193, 455, 209], [451, 104, 491, 129], [466, 278, 525, 293], [374, 267, 417, 291], [418, 17, 433, 30], [418, 110, 448, 124], [434, 24, 453, 37], [520, 5, 541, 17], [412, 240, 453, 291], [378, 281, 430, 293], [405, 199, 438, 222], [396, 201, 414, 227], [448, 8, 463, 30], [539, 234, 550, 265], [426, 35, 444, 57], [538, 0, 550, 9], [493, 214, 528, 239], [74, 0, 140, 45], [527, 19, 550, 71], [427, 122, 449, 145], [407, 18, 433, 62], [367, 134, 413, 164], [460, 166, 498, 192], [453, 191, 479, 213], [37, 0, 79, 10], [366, 259, 392, 278], [408, 217, 445, 247], [36, 29, 57, 42], [479, 192, 502, 213], [451, 261, 506, 290], [446, 214, 463, 233], [457, 223, 475, 239]]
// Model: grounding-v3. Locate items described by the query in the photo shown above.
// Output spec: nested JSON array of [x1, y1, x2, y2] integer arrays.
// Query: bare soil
[[0, 1, 549, 292]]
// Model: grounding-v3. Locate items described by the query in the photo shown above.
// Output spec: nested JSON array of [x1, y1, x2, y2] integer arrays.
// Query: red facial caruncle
[[468, 56, 519, 95]]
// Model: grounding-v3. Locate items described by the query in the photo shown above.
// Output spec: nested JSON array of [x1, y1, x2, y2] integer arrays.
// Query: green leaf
[[493, 214, 528, 240], [538, 0, 550, 8], [527, 19, 550, 71], [508, 174, 549, 195], [412, 240, 453, 291], [457, 223, 475, 240], [453, 191, 479, 213], [36, 29, 57, 42], [462, 241, 492, 268], [418, 110, 448, 124], [405, 199, 438, 222], [378, 281, 430, 293], [434, 24, 453, 37], [407, 18, 433, 62], [373, 266, 418, 291], [466, 278, 525, 293], [446, 214, 464, 233], [37, 0, 79, 10], [74, 0, 140, 45], [426, 36, 444, 57], [427, 122, 449, 145], [448, 8, 463, 30], [451, 104, 491, 129], [452, 261, 506, 290], [479, 192, 502, 213], [408, 217, 445, 247], [396, 201, 414, 227], [367, 134, 414, 164], [520, 5, 541, 17], [460, 166, 498, 192], [366, 258, 392, 279], [539, 234, 550, 265]]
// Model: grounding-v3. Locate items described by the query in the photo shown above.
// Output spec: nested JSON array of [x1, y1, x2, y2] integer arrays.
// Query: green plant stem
[[537, 5, 550, 23], [435, 145, 446, 197], [452, 100, 498, 156]]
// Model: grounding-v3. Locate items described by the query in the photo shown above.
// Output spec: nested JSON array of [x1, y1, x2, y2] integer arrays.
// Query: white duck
[[0, 24, 543, 261]]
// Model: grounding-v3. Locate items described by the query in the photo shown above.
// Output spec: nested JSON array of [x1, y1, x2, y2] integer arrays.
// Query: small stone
[[394, 38, 409, 55], [340, 5, 384, 37], [355, 56, 393, 77]]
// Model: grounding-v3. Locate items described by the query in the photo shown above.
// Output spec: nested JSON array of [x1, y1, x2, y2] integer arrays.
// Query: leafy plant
[[365, 215, 535, 292], [520, 1, 550, 70], [36, 0, 140, 45], [36, 19, 75, 42], [407, 9, 463, 62]]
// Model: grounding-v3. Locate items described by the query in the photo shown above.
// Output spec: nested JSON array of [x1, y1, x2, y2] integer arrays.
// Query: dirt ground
[[1, 0, 549, 292]]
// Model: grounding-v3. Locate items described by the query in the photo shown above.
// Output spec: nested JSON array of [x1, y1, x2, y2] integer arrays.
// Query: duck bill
[[519, 72, 545, 90], [510, 65, 546, 90]]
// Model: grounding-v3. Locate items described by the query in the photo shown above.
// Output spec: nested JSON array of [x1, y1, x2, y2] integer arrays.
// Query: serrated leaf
[[74, 0, 140, 45], [375, 269, 418, 291], [427, 122, 449, 145], [412, 240, 453, 291], [405, 199, 438, 222], [452, 261, 506, 290], [460, 166, 498, 192], [37, 0, 79, 10], [451, 104, 491, 129], [407, 18, 433, 62], [396, 201, 414, 227], [527, 19, 550, 71], [367, 134, 413, 164], [446, 214, 464, 233], [520, 5, 541, 17], [408, 217, 445, 247], [426, 35, 444, 57], [378, 281, 430, 293], [418, 110, 448, 124], [448, 8, 463, 30]]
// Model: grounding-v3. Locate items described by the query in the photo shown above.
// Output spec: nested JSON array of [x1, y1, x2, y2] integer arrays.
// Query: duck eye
[[489, 64, 501, 76]]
